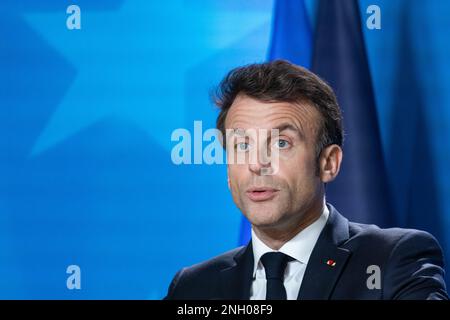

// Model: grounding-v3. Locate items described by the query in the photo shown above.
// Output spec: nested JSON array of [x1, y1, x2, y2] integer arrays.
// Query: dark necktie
[[260, 252, 293, 300]]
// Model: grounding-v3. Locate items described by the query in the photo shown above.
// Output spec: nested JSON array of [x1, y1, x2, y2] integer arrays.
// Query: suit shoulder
[[164, 246, 247, 299], [181, 246, 246, 279], [346, 221, 440, 251]]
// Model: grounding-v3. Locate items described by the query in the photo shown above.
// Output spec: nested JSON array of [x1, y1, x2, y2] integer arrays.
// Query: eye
[[236, 142, 250, 151], [274, 139, 290, 149]]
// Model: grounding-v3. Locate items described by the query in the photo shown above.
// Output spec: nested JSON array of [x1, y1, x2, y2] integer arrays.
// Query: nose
[[248, 149, 272, 175]]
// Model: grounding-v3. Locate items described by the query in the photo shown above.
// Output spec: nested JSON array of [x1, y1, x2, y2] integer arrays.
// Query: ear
[[318, 144, 343, 183]]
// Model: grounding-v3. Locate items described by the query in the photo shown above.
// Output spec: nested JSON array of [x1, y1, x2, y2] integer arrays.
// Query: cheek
[[228, 165, 246, 192], [277, 149, 318, 189], [228, 164, 244, 179], [278, 148, 314, 174]]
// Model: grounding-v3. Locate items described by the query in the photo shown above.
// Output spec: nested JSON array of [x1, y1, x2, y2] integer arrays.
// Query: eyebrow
[[230, 123, 305, 140], [272, 123, 305, 140]]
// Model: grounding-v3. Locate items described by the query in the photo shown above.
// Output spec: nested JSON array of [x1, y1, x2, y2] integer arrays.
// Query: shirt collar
[[251, 200, 330, 277]]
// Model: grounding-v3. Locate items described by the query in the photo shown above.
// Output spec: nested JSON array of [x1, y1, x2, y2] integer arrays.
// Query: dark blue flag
[[312, 0, 394, 226]]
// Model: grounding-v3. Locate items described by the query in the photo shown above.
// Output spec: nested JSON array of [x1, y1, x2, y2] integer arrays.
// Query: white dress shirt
[[250, 203, 330, 300]]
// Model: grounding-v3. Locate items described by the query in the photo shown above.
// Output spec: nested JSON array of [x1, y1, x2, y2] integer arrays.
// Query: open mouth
[[246, 187, 279, 202]]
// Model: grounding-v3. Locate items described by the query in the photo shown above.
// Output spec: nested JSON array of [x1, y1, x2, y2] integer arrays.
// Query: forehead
[[225, 94, 321, 136]]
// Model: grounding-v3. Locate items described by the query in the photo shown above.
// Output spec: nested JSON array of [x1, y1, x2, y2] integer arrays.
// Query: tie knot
[[260, 252, 293, 280]]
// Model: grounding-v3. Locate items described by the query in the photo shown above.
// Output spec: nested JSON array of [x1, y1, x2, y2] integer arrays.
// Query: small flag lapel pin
[[326, 259, 336, 267]]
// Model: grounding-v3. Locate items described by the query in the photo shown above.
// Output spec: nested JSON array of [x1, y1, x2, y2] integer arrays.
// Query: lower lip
[[246, 190, 279, 202]]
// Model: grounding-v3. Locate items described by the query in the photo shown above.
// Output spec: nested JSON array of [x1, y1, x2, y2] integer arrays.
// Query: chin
[[244, 208, 283, 228]]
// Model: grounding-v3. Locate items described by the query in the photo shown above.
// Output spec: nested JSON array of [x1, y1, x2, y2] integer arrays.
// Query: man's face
[[225, 94, 323, 231]]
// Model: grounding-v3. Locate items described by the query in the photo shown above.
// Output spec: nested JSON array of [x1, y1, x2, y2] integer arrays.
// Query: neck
[[252, 198, 325, 250]]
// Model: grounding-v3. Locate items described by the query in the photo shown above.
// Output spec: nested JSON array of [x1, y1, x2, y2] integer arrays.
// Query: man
[[164, 60, 448, 300]]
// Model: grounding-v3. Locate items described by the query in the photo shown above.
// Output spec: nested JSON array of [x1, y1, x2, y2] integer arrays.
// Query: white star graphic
[[24, 0, 272, 155]]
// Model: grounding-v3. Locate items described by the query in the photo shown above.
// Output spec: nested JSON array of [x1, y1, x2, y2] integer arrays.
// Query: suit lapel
[[219, 242, 254, 299], [297, 204, 352, 300]]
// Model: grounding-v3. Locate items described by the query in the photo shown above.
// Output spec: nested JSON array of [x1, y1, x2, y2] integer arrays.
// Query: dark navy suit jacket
[[164, 204, 448, 300]]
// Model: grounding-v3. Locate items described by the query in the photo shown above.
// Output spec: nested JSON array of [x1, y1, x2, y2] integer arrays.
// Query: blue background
[[1, 0, 450, 298]]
